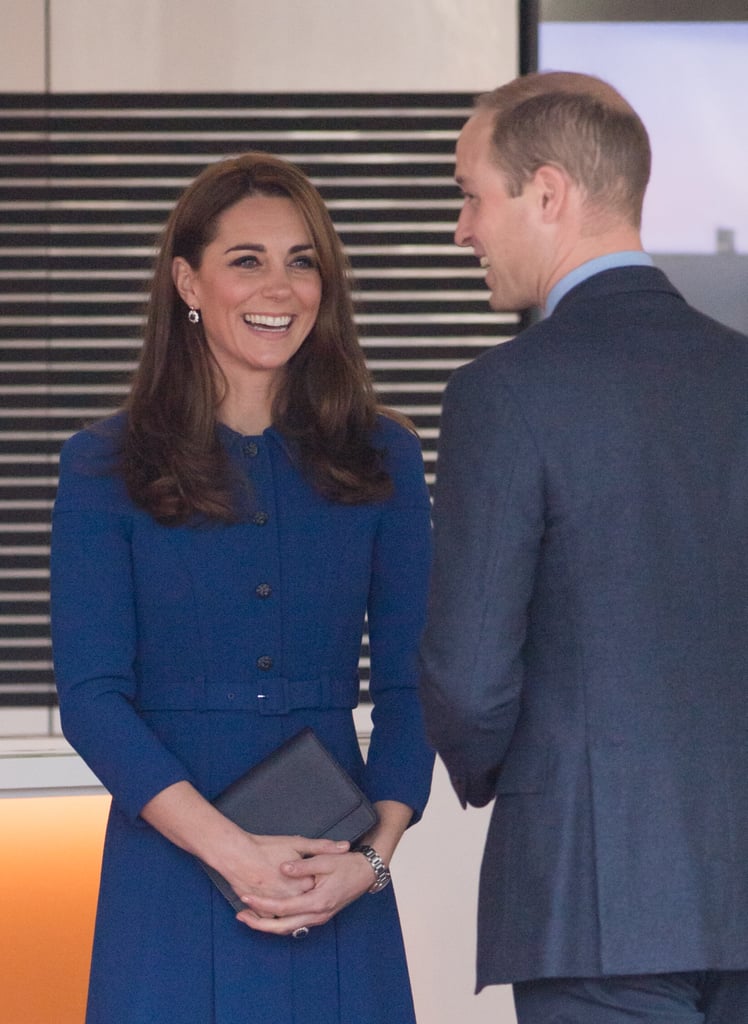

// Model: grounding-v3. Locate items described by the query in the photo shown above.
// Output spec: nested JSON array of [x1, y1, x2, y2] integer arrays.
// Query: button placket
[[239, 433, 280, 702]]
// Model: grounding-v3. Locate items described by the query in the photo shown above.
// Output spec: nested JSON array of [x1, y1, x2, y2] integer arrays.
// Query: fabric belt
[[136, 675, 359, 714], [252, 676, 358, 715]]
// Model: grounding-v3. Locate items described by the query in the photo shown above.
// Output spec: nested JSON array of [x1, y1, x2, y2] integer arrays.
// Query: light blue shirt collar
[[544, 251, 654, 316]]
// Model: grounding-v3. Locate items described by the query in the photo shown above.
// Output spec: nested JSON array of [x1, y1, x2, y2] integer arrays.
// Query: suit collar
[[545, 251, 654, 315], [551, 263, 683, 316]]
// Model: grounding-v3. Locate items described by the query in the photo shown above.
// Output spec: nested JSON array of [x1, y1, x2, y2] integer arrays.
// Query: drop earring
[[187, 307, 200, 324]]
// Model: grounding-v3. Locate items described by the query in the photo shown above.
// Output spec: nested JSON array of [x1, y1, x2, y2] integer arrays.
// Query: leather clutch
[[201, 727, 377, 911]]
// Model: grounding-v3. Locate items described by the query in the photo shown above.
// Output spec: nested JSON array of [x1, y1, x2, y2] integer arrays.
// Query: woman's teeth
[[244, 314, 292, 331]]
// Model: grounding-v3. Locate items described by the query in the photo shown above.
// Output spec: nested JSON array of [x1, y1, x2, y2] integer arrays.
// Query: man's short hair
[[474, 71, 651, 227]]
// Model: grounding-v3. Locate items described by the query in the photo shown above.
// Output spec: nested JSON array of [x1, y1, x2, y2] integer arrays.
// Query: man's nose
[[454, 208, 471, 247]]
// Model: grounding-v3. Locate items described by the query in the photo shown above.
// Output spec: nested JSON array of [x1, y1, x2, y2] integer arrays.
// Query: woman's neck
[[216, 387, 273, 437]]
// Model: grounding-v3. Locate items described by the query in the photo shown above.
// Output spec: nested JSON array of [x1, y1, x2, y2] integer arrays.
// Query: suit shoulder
[[446, 324, 551, 396]]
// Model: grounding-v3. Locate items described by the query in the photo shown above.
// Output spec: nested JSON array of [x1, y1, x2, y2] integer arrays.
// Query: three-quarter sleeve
[[364, 420, 434, 821], [51, 427, 194, 821]]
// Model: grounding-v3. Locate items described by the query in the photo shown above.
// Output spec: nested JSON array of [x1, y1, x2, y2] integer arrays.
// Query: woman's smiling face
[[173, 193, 322, 393]]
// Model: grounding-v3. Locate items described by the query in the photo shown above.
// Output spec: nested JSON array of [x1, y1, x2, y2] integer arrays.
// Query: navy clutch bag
[[202, 727, 377, 911]]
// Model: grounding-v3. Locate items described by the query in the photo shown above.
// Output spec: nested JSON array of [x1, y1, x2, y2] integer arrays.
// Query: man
[[419, 71, 748, 1023]]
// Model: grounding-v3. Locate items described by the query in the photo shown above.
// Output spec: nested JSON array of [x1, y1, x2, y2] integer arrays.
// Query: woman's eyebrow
[[223, 243, 314, 254]]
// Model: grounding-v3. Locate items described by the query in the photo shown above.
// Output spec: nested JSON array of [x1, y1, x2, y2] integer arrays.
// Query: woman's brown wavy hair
[[122, 152, 400, 524]]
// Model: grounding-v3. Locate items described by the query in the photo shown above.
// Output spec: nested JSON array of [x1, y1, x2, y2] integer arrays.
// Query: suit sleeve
[[50, 432, 194, 822], [419, 363, 544, 807]]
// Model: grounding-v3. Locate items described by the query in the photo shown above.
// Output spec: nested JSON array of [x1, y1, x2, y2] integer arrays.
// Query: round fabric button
[[243, 442, 259, 457], [252, 511, 269, 526], [255, 583, 272, 599], [257, 655, 273, 671]]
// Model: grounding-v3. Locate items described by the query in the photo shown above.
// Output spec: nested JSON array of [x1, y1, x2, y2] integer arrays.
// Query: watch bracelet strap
[[355, 843, 391, 893]]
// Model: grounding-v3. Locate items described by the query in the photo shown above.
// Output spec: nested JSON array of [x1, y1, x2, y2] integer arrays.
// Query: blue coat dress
[[51, 412, 434, 1024]]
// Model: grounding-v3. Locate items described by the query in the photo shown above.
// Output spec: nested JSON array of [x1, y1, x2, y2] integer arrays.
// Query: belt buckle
[[256, 678, 288, 715]]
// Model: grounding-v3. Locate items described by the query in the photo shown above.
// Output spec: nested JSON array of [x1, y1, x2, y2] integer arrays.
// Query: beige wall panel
[[396, 756, 518, 1024], [0, 0, 46, 90], [49, 0, 517, 92]]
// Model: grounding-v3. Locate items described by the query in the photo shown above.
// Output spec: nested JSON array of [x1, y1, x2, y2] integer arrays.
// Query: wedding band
[[292, 926, 309, 939]]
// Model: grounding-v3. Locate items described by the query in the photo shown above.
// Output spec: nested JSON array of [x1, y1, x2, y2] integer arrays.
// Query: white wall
[[4, 0, 520, 93], [396, 757, 518, 1024], [0, 0, 46, 90], [50, 0, 516, 92]]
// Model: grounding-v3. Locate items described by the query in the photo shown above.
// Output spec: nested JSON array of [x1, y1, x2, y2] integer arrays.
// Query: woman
[[51, 153, 433, 1024]]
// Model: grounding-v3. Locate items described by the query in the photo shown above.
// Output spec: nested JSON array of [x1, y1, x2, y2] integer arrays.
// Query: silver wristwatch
[[356, 844, 391, 893]]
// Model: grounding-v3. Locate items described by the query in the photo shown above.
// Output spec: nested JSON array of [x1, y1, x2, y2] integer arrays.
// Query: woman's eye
[[290, 254, 317, 270], [232, 255, 259, 268]]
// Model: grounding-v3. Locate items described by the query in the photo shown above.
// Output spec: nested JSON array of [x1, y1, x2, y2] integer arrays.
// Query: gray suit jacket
[[419, 266, 748, 988]]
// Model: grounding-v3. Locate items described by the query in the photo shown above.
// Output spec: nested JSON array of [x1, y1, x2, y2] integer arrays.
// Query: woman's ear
[[172, 256, 199, 307]]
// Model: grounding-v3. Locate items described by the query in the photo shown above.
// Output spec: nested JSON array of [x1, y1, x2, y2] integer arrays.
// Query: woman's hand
[[139, 780, 348, 908], [236, 847, 376, 933], [140, 785, 413, 934], [236, 798, 414, 934], [222, 832, 350, 904]]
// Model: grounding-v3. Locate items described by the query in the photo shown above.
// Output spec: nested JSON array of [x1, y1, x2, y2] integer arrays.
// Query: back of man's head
[[475, 71, 651, 228]]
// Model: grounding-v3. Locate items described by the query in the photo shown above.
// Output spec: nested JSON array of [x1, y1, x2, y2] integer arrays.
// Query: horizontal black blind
[[0, 92, 519, 707]]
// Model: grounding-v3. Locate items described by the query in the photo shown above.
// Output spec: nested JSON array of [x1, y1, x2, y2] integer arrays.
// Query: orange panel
[[0, 794, 109, 1024]]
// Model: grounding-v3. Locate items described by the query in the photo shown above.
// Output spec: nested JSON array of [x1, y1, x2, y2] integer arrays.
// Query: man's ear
[[532, 164, 569, 223], [172, 256, 199, 307]]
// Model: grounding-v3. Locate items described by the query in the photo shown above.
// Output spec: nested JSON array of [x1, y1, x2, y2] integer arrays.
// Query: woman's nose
[[260, 263, 292, 297]]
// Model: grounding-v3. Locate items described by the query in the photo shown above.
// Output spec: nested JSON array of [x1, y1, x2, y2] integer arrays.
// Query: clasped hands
[[231, 833, 377, 937]]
